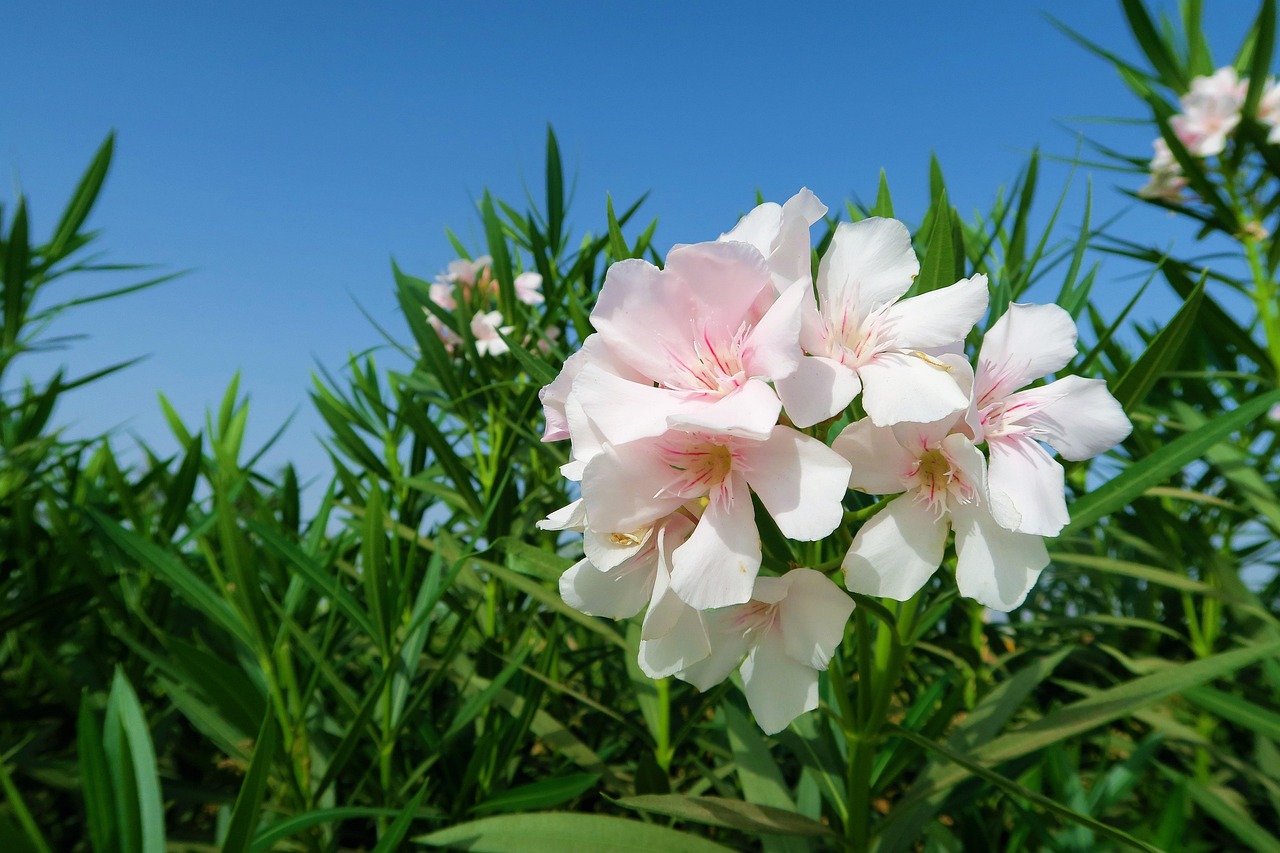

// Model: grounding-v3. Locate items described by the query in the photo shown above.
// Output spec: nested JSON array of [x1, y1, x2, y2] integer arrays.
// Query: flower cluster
[[1140, 67, 1280, 200], [426, 255, 545, 355], [538, 190, 1130, 733]]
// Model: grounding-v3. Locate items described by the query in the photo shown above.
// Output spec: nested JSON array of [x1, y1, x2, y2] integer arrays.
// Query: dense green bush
[[3, 2, 1280, 851]]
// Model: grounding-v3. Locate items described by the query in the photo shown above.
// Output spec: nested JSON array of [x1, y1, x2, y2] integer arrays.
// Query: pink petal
[[843, 495, 949, 600], [741, 278, 806, 380], [666, 377, 782, 441], [580, 440, 685, 532], [987, 435, 1069, 536], [975, 302, 1079, 406], [739, 426, 851, 541], [570, 362, 684, 445]]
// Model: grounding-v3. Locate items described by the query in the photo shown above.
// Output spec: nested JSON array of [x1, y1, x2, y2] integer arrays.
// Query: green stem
[[1243, 236, 1280, 376]]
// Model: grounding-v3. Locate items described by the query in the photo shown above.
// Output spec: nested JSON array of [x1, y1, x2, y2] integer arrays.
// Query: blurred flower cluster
[[536, 190, 1131, 733], [426, 254, 546, 355], [1141, 66, 1280, 200]]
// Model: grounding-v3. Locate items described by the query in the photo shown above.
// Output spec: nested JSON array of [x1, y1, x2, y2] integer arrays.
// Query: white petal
[[739, 426, 851, 541], [987, 435, 1069, 536], [843, 495, 948, 600], [674, 606, 752, 691], [832, 417, 916, 494], [952, 503, 1050, 611], [741, 636, 819, 734], [859, 351, 970, 426], [1020, 375, 1132, 461], [669, 476, 761, 609], [818, 218, 919, 315], [639, 575, 711, 678], [974, 302, 1079, 406], [666, 377, 781, 441], [777, 569, 854, 670], [583, 525, 652, 572], [665, 240, 776, 324], [638, 518, 697, 637], [885, 274, 990, 350], [537, 498, 586, 532], [721, 202, 783, 253], [580, 440, 685, 532], [775, 355, 863, 429], [741, 278, 806, 380], [559, 558, 654, 619]]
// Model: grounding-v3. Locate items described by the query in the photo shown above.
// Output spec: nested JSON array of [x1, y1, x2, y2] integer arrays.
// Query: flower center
[[732, 599, 780, 637], [660, 436, 737, 498], [666, 322, 750, 394], [909, 447, 974, 516]]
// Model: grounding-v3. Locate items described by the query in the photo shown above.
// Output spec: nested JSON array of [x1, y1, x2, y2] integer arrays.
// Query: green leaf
[[0, 762, 52, 853], [606, 195, 630, 261], [415, 813, 736, 852], [1183, 685, 1280, 742], [471, 774, 600, 815], [915, 190, 958, 294], [616, 795, 835, 838], [104, 669, 166, 853], [890, 726, 1161, 853], [1243, 0, 1276, 120], [250, 809, 420, 852], [1120, 0, 1187, 89], [545, 125, 564, 254], [723, 703, 806, 853], [220, 711, 280, 853], [77, 697, 116, 853], [1062, 388, 1280, 534], [872, 171, 894, 218], [49, 132, 114, 260], [1181, 773, 1280, 853], [372, 785, 431, 853], [482, 191, 516, 319], [1111, 276, 1204, 411]]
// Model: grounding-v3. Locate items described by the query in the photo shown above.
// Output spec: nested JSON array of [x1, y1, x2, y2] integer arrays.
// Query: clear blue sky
[[2, 1, 1257, 490]]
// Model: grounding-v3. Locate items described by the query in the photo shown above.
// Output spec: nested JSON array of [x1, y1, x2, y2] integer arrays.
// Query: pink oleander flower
[[675, 568, 854, 735], [572, 240, 807, 443], [972, 303, 1132, 537], [470, 310, 513, 356], [774, 217, 989, 428], [580, 424, 851, 609], [1260, 78, 1280, 144], [1138, 138, 1189, 201], [539, 333, 648, 443], [719, 188, 828, 294], [1171, 67, 1246, 157], [515, 271, 545, 305], [835, 389, 1051, 612]]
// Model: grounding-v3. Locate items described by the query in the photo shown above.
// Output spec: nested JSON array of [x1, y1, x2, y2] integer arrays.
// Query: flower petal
[[570, 362, 684, 445], [952, 503, 1050, 611], [818, 218, 919, 316], [859, 350, 970, 426], [777, 568, 854, 670], [1019, 375, 1132, 461], [885, 274, 990, 350], [638, 603, 712, 679], [741, 636, 819, 734], [666, 377, 782, 441], [832, 418, 915, 495], [776, 355, 863, 429], [987, 435, 1069, 536], [741, 278, 806, 380], [843, 495, 948, 600], [670, 475, 761, 609], [674, 606, 752, 691], [975, 302, 1079, 406], [738, 426, 850, 541], [580, 440, 685, 532], [559, 558, 654, 619]]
